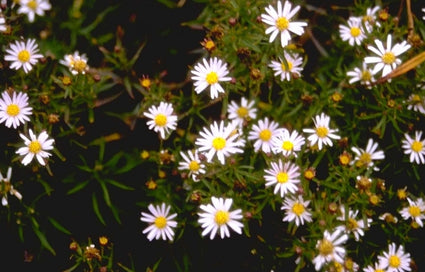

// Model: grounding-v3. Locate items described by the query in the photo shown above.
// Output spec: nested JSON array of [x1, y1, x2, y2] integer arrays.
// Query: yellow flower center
[[237, 106, 248, 118], [154, 113, 167, 127], [411, 141, 423, 152], [356, 152, 371, 167], [316, 126, 328, 138], [154, 216, 167, 229], [17, 50, 30, 63], [292, 202, 305, 216], [6, 104, 20, 116], [339, 153, 350, 165], [206, 71, 219, 85], [280, 61, 293, 71], [411, 94, 421, 104], [73, 60, 87, 73], [382, 52, 396, 64], [347, 218, 358, 230], [212, 137, 226, 150], [27, 0, 37, 10], [282, 140, 294, 151], [375, 269, 384, 272], [276, 17, 289, 31], [318, 239, 334, 256], [304, 169, 315, 179], [361, 70, 372, 81], [62, 76, 72, 86], [389, 255, 401, 268], [28, 140, 41, 154], [204, 40, 215, 51], [276, 172, 289, 183], [141, 78, 151, 88], [409, 205, 421, 217], [214, 210, 229, 225], [350, 27, 361, 37], [189, 160, 200, 171], [259, 129, 272, 141]]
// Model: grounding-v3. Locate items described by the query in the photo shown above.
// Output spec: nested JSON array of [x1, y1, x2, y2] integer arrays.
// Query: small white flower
[[140, 203, 177, 241], [362, 6, 381, 32], [281, 195, 312, 226], [339, 17, 367, 46], [269, 52, 304, 81], [227, 97, 257, 128], [0, 167, 22, 206], [60, 51, 89, 75], [178, 150, 206, 182], [364, 34, 411, 78], [422, 8, 425, 21], [198, 196, 243, 239], [143, 102, 178, 139], [0, 15, 6, 32], [402, 131, 425, 164], [351, 138, 385, 169], [346, 62, 376, 86], [248, 117, 283, 153], [15, 129, 55, 166], [377, 243, 411, 272], [406, 94, 425, 114], [17, 0, 51, 22], [399, 197, 425, 227], [0, 90, 32, 129], [191, 57, 232, 99], [271, 128, 305, 157], [336, 206, 371, 241], [303, 113, 341, 150], [261, 0, 307, 47], [312, 229, 348, 271], [4, 38, 43, 73], [363, 261, 386, 272], [264, 159, 300, 198]]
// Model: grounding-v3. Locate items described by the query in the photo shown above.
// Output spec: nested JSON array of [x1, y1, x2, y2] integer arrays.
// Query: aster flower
[[227, 97, 257, 128], [268, 52, 304, 81], [264, 159, 300, 198], [399, 197, 425, 227], [198, 197, 243, 239], [406, 94, 425, 114], [364, 34, 411, 78], [346, 62, 376, 86], [312, 229, 348, 271], [339, 17, 367, 46], [60, 51, 89, 75], [363, 261, 387, 272], [178, 150, 206, 182], [362, 6, 381, 32], [143, 102, 178, 139], [402, 131, 425, 164], [195, 120, 245, 165], [17, 0, 51, 22], [0, 167, 22, 206], [303, 113, 341, 150], [271, 128, 305, 157], [351, 138, 385, 169], [248, 117, 283, 153], [190, 57, 232, 99], [140, 203, 177, 241], [336, 206, 371, 241], [281, 195, 312, 226], [4, 38, 43, 73], [261, 0, 307, 48], [0, 90, 32, 129], [15, 129, 55, 166], [377, 243, 411, 272]]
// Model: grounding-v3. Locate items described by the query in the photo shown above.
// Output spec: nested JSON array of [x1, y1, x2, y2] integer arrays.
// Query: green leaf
[[32, 224, 56, 255], [48, 217, 72, 235], [92, 193, 106, 225], [67, 180, 90, 195], [105, 179, 134, 190]]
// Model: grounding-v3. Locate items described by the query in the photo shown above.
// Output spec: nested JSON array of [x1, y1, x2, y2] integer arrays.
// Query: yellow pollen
[[375, 270, 384, 272], [304, 169, 315, 180], [292, 202, 305, 216], [237, 106, 248, 118], [280, 61, 293, 71], [259, 129, 272, 141], [154, 113, 167, 127], [318, 239, 334, 256], [204, 40, 215, 51], [277, 172, 289, 183], [409, 205, 421, 217], [6, 104, 20, 116], [189, 160, 200, 171], [382, 52, 395, 64], [361, 70, 372, 81], [154, 216, 167, 229], [215, 210, 229, 225], [206, 71, 219, 85], [17, 50, 30, 62], [27, 0, 37, 10], [350, 27, 361, 37], [28, 140, 41, 154], [276, 17, 289, 31], [389, 255, 401, 268], [347, 218, 358, 230], [356, 153, 371, 167], [316, 126, 328, 138], [411, 141, 423, 152], [282, 140, 294, 151], [212, 137, 226, 150], [73, 60, 87, 73]]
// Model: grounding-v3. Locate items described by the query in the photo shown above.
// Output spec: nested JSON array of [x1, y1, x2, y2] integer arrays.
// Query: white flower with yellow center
[[0, 167, 22, 206], [4, 38, 43, 73], [351, 138, 385, 169], [346, 62, 376, 86], [271, 128, 305, 157], [363, 261, 386, 272], [178, 150, 206, 182], [264, 159, 300, 198], [269, 52, 303, 81], [312, 229, 348, 271], [198, 196, 243, 239], [227, 97, 257, 128], [0, 90, 32, 129], [143, 102, 178, 139], [281, 195, 312, 226], [248, 117, 283, 153], [140, 203, 177, 241], [195, 121, 245, 165], [16, 129, 54, 166], [378, 243, 411, 272], [362, 6, 381, 33], [17, 0, 51, 22], [261, 0, 307, 48], [339, 16, 367, 46], [406, 94, 425, 114], [364, 34, 411, 78], [190, 57, 231, 99], [60, 51, 89, 75], [303, 113, 341, 150], [399, 197, 425, 227], [336, 206, 371, 241], [402, 131, 425, 164]]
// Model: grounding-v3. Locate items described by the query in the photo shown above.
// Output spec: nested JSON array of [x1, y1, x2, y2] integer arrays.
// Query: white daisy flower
[[0, 167, 22, 206], [312, 229, 348, 271], [178, 150, 206, 182], [16, 129, 54, 166], [351, 138, 385, 169], [264, 159, 300, 198], [198, 196, 243, 239], [4, 38, 43, 73], [402, 131, 425, 164], [406, 94, 425, 114], [261, 0, 308, 48], [195, 120, 245, 165], [362, 6, 381, 33], [143, 102, 178, 139], [339, 16, 367, 46], [364, 34, 411, 78], [248, 117, 283, 153], [269, 52, 304, 81], [140, 203, 177, 241], [363, 261, 386, 272], [399, 197, 425, 227], [377, 243, 411, 272], [336, 206, 371, 241], [17, 0, 51, 22], [190, 57, 232, 99], [346, 62, 376, 86], [227, 97, 257, 128], [0, 90, 32, 129], [60, 51, 89, 75], [0, 15, 6, 32], [303, 113, 341, 150], [271, 128, 305, 157], [281, 195, 312, 226]]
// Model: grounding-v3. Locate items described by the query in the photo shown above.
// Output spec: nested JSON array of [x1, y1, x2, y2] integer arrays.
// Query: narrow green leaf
[[92, 193, 106, 225], [47, 217, 72, 235]]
